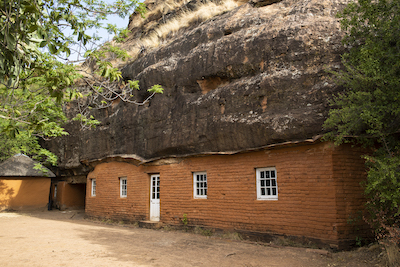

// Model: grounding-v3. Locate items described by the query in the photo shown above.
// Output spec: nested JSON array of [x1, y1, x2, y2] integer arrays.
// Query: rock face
[[48, 0, 350, 174]]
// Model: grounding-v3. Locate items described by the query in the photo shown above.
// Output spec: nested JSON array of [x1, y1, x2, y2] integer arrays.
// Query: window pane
[[92, 179, 96, 196], [257, 168, 277, 200], [157, 193, 160, 199], [194, 172, 207, 198]]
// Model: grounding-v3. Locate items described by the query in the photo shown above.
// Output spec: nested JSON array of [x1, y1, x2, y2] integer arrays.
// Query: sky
[[66, 0, 142, 63], [91, 0, 145, 44]]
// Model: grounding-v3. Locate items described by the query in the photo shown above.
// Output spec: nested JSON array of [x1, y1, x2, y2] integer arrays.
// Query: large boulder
[[47, 0, 349, 174]]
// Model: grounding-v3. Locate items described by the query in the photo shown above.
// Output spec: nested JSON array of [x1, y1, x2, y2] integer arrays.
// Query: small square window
[[256, 167, 278, 200], [120, 177, 127, 198], [91, 179, 96, 197], [193, 172, 207, 199]]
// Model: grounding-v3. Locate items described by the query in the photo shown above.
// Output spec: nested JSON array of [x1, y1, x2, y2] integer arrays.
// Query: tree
[[0, 0, 162, 164], [324, 0, 400, 249]]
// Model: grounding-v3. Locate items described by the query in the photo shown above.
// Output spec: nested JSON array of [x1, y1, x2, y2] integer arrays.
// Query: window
[[193, 172, 207, 199], [120, 177, 127, 198], [53, 184, 57, 199], [151, 175, 160, 200], [91, 179, 96, 197], [256, 167, 278, 200]]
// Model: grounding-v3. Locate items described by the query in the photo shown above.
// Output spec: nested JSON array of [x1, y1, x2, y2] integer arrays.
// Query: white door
[[150, 174, 160, 221]]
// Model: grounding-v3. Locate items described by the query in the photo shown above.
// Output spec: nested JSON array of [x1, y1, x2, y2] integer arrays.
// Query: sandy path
[[0, 210, 382, 267]]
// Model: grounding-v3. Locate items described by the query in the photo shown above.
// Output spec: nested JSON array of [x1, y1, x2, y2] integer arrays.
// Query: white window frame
[[193, 172, 207, 199], [256, 167, 278, 200], [91, 179, 96, 197], [120, 177, 127, 198]]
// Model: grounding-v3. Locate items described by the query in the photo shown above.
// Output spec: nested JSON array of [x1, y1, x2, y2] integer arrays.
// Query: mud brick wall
[[86, 163, 150, 222], [332, 144, 371, 248], [0, 178, 51, 210], [85, 142, 368, 247], [54, 182, 86, 210]]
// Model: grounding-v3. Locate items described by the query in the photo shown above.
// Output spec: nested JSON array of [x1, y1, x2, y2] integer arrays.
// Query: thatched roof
[[0, 154, 55, 178]]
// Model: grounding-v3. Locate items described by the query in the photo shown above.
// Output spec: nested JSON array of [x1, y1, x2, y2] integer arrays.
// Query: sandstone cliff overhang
[[46, 0, 350, 174], [81, 135, 324, 169]]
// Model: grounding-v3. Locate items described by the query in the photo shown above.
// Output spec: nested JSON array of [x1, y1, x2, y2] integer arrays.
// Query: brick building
[[0, 154, 55, 211], [85, 140, 370, 249], [50, 180, 86, 211]]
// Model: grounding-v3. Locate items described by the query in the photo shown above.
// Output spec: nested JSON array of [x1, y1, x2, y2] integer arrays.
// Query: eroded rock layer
[[48, 0, 349, 173]]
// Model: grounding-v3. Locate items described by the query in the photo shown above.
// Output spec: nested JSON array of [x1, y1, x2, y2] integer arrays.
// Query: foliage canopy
[[0, 0, 162, 164], [324, 0, 400, 244]]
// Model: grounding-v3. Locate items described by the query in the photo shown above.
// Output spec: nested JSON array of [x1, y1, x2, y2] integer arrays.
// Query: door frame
[[149, 174, 160, 221]]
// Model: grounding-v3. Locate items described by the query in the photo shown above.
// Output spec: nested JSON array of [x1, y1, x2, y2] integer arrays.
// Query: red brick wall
[[86, 162, 150, 221], [332, 144, 371, 246], [85, 142, 367, 246]]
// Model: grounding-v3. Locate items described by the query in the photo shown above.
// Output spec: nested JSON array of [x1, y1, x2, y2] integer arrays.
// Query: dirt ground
[[0, 209, 386, 267]]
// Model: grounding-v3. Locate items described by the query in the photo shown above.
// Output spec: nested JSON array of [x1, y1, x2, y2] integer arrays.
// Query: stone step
[[138, 220, 163, 229]]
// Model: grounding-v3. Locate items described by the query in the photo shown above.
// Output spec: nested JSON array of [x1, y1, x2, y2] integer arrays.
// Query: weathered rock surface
[[47, 0, 350, 174]]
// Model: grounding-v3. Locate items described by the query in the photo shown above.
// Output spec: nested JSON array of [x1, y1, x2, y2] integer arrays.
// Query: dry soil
[[0, 210, 385, 267]]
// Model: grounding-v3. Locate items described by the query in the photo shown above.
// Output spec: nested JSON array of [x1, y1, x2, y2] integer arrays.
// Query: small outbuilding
[[0, 154, 55, 211]]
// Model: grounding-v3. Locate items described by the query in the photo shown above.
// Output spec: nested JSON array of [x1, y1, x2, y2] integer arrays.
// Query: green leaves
[[1, 0, 144, 88], [148, 84, 164, 94], [48, 44, 57, 54], [325, 0, 400, 243], [127, 80, 138, 90], [72, 114, 101, 129], [0, 0, 156, 166], [96, 60, 122, 82], [325, 0, 400, 144]]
